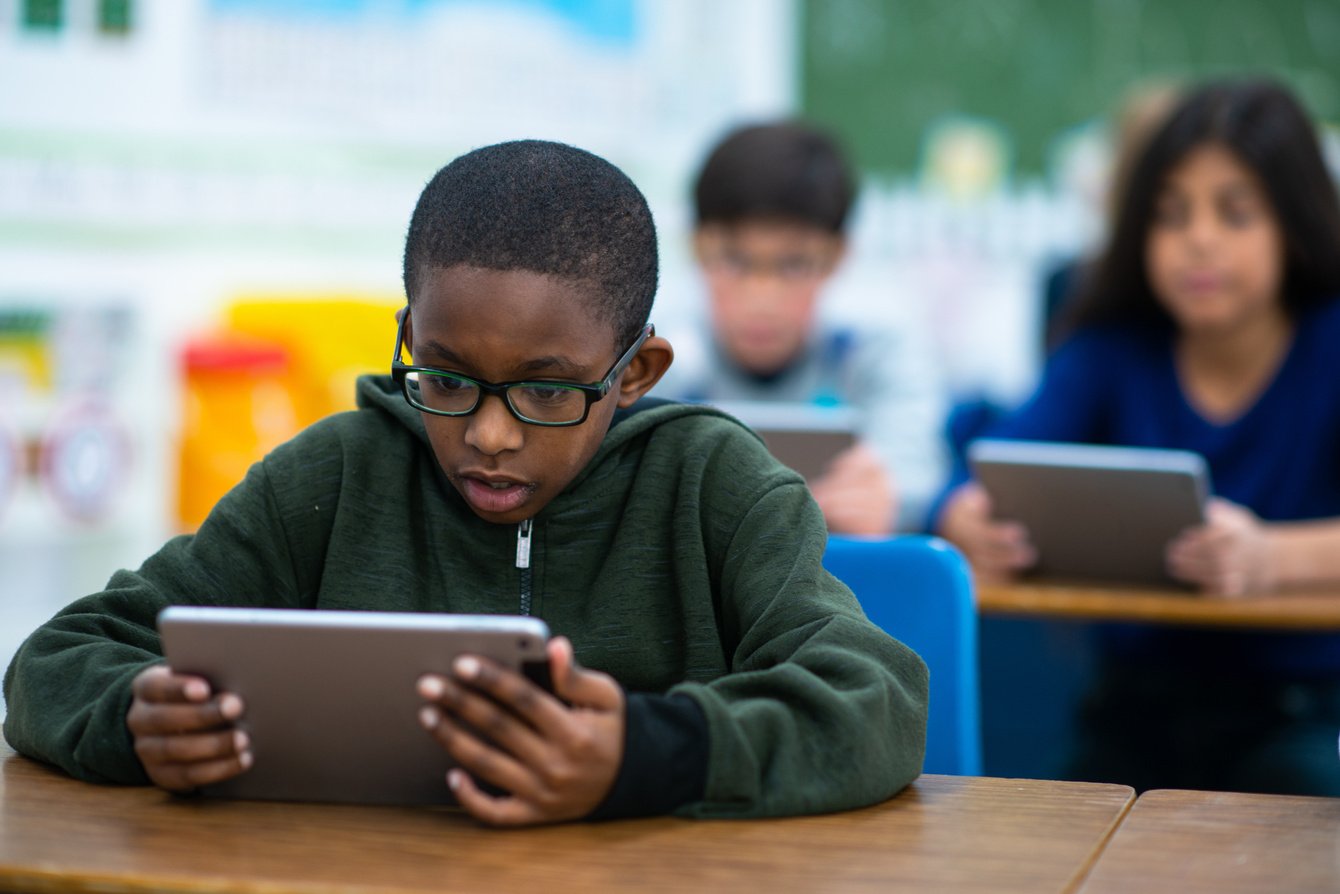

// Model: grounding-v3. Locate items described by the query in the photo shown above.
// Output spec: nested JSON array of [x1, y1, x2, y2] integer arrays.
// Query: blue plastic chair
[[823, 534, 982, 775]]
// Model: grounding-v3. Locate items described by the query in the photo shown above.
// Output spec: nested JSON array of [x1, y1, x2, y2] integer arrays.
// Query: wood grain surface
[[1078, 787, 1340, 893], [977, 580, 1340, 630], [0, 745, 1133, 893]]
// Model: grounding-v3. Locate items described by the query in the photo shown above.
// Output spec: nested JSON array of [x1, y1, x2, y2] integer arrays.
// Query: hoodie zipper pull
[[516, 518, 533, 569], [516, 519, 534, 616]]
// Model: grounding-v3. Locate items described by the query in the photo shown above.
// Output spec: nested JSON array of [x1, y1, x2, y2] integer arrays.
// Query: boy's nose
[[462, 394, 525, 456], [735, 273, 795, 309]]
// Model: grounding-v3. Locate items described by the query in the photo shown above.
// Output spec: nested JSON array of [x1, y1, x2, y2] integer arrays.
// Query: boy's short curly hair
[[403, 140, 658, 346], [693, 121, 856, 234]]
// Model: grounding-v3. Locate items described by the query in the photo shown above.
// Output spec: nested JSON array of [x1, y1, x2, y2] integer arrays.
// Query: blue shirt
[[983, 300, 1340, 522], [943, 297, 1340, 676]]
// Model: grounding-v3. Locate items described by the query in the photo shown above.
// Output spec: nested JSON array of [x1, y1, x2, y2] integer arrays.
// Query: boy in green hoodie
[[3, 140, 928, 826]]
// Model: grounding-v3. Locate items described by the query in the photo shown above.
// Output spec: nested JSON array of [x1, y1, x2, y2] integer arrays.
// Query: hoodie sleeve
[[670, 442, 930, 818], [2, 456, 312, 783]]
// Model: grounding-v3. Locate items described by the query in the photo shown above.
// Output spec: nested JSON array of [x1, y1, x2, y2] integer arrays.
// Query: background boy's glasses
[[702, 249, 831, 283], [390, 313, 652, 427]]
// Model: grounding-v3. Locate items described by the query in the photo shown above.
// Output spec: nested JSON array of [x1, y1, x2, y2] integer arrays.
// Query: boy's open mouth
[[456, 474, 536, 515]]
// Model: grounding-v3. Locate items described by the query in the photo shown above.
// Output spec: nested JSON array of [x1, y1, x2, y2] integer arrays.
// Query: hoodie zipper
[[516, 518, 533, 616]]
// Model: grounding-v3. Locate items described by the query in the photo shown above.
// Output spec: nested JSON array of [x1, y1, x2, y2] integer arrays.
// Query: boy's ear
[[691, 229, 712, 265], [825, 235, 849, 274], [616, 335, 674, 408]]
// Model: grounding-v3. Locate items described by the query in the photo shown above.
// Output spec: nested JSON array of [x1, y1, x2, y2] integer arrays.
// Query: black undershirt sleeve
[[586, 691, 709, 820]]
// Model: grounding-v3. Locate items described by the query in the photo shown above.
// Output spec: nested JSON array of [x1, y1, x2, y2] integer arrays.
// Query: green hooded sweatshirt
[[3, 376, 928, 818]]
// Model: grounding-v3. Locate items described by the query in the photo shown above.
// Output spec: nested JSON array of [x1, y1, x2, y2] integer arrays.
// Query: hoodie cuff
[[587, 692, 709, 820]]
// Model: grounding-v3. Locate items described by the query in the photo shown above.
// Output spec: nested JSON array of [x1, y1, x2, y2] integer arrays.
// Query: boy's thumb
[[549, 636, 621, 709]]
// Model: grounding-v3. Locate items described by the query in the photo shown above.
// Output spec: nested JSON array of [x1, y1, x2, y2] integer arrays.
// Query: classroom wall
[[797, 0, 1340, 405], [800, 0, 1340, 177]]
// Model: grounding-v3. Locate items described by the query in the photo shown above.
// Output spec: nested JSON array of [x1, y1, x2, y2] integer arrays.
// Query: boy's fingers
[[989, 521, 1030, 545], [443, 657, 568, 736], [973, 566, 1018, 586], [547, 637, 576, 696], [825, 451, 886, 486], [976, 523, 1034, 569], [132, 666, 212, 704], [135, 729, 249, 767], [128, 692, 245, 735], [556, 668, 622, 712], [418, 678, 549, 769], [960, 483, 991, 513], [153, 750, 254, 793], [420, 710, 539, 802], [550, 639, 622, 710], [448, 769, 540, 827], [987, 549, 1034, 572], [974, 539, 1034, 574]]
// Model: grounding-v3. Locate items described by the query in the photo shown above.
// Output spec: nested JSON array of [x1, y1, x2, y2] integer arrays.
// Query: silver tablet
[[711, 400, 858, 481], [968, 439, 1209, 586], [158, 606, 551, 805]]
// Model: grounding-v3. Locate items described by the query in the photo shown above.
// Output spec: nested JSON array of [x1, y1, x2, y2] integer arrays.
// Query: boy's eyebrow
[[415, 340, 589, 378], [514, 356, 588, 377]]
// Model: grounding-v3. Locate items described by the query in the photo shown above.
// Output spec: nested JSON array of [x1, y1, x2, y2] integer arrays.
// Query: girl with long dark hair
[[936, 78, 1340, 794]]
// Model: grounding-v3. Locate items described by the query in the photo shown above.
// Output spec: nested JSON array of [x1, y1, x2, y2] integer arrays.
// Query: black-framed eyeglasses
[[703, 248, 831, 283], [390, 310, 653, 427]]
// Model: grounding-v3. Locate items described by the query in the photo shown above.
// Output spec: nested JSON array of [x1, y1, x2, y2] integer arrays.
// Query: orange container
[[176, 335, 298, 531]]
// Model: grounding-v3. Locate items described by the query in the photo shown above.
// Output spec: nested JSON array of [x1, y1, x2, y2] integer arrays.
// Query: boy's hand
[[810, 441, 898, 536], [127, 665, 252, 792], [417, 636, 624, 827], [1166, 497, 1274, 597], [938, 482, 1036, 580]]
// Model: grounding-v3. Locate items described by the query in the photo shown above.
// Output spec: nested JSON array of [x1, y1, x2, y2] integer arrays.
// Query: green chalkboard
[[800, 0, 1340, 177]]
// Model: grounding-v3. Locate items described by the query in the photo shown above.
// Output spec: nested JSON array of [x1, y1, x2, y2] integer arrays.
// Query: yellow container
[[226, 295, 402, 429], [177, 335, 298, 531]]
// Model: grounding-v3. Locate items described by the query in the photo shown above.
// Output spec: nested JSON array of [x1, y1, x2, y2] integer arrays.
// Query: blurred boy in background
[[657, 121, 946, 534]]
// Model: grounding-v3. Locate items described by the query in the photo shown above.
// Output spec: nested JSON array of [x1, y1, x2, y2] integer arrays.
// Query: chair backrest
[[822, 534, 982, 775]]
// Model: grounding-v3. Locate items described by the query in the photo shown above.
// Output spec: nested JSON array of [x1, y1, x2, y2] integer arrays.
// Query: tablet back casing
[[756, 428, 858, 481], [710, 400, 858, 481], [969, 440, 1209, 586], [159, 607, 550, 805]]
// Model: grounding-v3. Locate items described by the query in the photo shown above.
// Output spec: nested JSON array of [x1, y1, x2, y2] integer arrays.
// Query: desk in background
[[1078, 788, 1340, 893], [0, 745, 1132, 894], [973, 578, 1340, 781], [977, 579, 1340, 630]]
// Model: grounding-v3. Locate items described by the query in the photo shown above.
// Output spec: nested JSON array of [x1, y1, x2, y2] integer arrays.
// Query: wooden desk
[[0, 746, 1133, 894], [977, 579, 1340, 630], [1077, 787, 1340, 893]]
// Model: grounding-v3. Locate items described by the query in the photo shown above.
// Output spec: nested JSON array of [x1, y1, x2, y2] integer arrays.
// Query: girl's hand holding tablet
[[1167, 498, 1274, 597], [938, 482, 1037, 580]]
